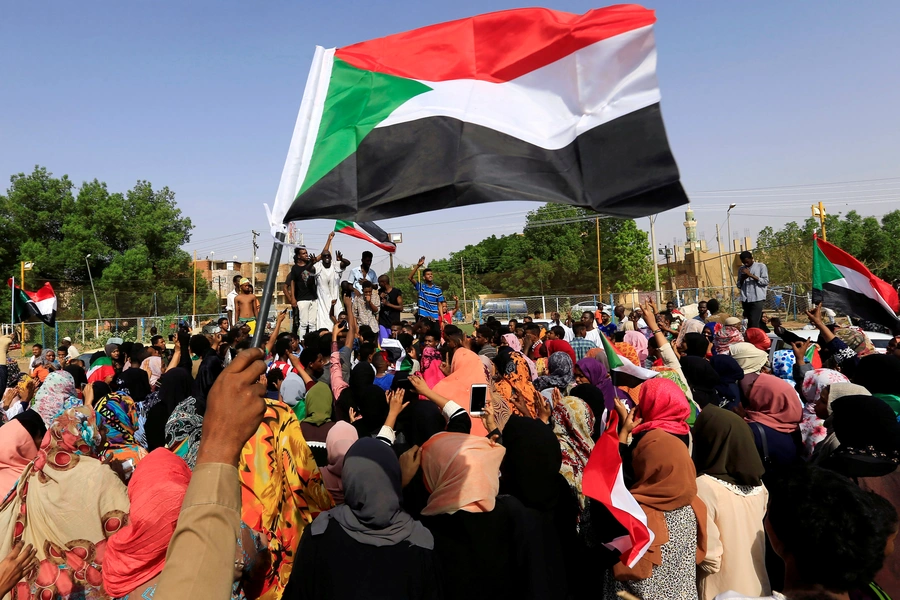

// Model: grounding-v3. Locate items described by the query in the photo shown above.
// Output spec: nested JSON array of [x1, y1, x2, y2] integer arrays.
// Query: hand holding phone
[[470, 384, 487, 415]]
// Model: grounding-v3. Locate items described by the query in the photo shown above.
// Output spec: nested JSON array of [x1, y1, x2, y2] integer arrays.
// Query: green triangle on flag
[[299, 58, 432, 196], [812, 240, 843, 288], [600, 331, 624, 370], [600, 331, 659, 380]]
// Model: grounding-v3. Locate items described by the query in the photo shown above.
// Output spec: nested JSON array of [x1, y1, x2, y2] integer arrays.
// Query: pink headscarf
[[624, 331, 649, 365], [420, 432, 506, 516], [0, 420, 38, 495], [320, 421, 359, 505], [632, 377, 691, 437], [714, 325, 744, 355], [801, 369, 849, 403], [742, 373, 803, 433], [502, 333, 537, 380]]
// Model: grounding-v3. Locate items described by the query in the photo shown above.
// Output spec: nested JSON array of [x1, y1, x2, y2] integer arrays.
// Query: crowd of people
[[0, 243, 898, 600]]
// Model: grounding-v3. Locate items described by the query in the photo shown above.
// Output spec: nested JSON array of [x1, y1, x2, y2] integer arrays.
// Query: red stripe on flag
[[582, 411, 652, 567], [817, 238, 899, 312], [335, 5, 655, 84], [23, 282, 56, 304], [338, 226, 397, 253]]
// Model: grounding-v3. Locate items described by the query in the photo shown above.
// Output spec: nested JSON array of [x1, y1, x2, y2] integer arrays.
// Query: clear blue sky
[[3, 1, 899, 279]]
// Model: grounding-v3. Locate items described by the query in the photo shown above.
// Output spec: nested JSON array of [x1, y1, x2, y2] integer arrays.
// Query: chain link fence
[[474, 283, 816, 323]]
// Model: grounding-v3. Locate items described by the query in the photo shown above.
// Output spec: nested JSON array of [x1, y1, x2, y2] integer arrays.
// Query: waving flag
[[812, 237, 900, 334], [582, 410, 653, 567], [8, 279, 57, 326], [600, 331, 658, 380], [267, 5, 687, 232], [334, 220, 396, 252]]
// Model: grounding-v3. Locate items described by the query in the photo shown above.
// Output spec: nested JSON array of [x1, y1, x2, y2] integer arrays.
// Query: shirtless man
[[234, 278, 260, 334]]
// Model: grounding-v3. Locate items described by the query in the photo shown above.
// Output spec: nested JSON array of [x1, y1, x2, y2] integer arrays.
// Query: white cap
[[62, 337, 72, 342]]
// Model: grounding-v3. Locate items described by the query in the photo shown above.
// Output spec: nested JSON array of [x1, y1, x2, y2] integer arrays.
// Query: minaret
[[683, 204, 699, 252]]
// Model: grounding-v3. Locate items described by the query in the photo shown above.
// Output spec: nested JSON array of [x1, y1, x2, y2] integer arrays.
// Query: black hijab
[[500, 415, 563, 511], [683, 332, 710, 358], [709, 354, 744, 406], [191, 350, 223, 411], [64, 364, 88, 390], [569, 383, 607, 440], [11, 409, 47, 441], [679, 356, 721, 408], [145, 367, 193, 451], [117, 367, 151, 404], [692, 405, 764, 486], [337, 362, 376, 422], [353, 384, 389, 438], [853, 354, 900, 396], [91, 381, 112, 400], [823, 395, 900, 478]]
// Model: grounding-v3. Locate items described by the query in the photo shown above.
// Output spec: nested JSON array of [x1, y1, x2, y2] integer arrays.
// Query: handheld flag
[[7, 279, 57, 326], [267, 5, 687, 233], [582, 410, 653, 567], [812, 237, 900, 334], [334, 220, 396, 253], [600, 331, 658, 380]]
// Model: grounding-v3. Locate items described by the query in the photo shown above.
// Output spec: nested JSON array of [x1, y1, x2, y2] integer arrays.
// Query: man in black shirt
[[377, 274, 403, 342], [284, 247, 319, 336]]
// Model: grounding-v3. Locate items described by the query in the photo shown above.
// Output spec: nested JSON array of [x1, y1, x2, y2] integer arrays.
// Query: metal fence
[[474, 283, 816, 323], [1, 313, 222, 354]]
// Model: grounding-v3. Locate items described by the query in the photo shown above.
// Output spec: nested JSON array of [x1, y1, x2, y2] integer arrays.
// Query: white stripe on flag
[[377, 26, 659, 150], [831, 265, 899, 316]]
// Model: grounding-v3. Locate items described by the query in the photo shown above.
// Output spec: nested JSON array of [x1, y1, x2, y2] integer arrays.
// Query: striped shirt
[[414, 281, 445, 320], [570, 337, 597, 361]]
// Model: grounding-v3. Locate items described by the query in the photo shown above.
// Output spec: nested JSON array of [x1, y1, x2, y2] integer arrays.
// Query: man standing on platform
[[408, 256, 445, 322], [348, 251, 377, 294], [315, 232, 350, 333], [738, 250, 769, 329]]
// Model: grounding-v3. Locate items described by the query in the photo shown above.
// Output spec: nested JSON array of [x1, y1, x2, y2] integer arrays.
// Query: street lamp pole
[[85, 254, 102, 320], [726, 204, 737, 309]]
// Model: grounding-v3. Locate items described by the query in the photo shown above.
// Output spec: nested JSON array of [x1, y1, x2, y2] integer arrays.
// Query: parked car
[[480, 299, 528, 318], [569, 301, 612, 317]]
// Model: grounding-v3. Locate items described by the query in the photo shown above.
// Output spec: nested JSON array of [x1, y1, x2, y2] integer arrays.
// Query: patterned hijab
[[714, 325, 745, 355], [164, 397, 204, 470], [31, 370, 82, 427], [552, 396, 595, 523], [771, 349, 796, 381], [494, 347, 538, 417], [533, 351, 574, 392], [834, 328, 876, 357], [5, 358, 21, 388], [94, 392, 147, 470]]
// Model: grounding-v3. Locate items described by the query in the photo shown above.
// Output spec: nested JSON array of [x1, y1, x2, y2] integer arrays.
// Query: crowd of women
[[0, 290, 898, 600]]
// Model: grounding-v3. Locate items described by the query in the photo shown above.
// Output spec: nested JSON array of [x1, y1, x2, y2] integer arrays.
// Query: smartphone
[[470, 384, 487, 415]]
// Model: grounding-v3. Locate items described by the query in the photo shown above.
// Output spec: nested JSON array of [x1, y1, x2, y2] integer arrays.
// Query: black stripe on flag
[[814, 283, 900, 334]]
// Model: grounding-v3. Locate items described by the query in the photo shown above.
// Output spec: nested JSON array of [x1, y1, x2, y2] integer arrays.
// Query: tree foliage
[[755, 209, 900, 289], [427, 204, 654, 295], [0, 166, 217, 320]]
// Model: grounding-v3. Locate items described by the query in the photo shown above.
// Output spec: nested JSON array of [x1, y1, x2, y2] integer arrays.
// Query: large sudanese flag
[[7, 279, 57, 326], [812, 236, 900, 334], [267, 4, 688, 231]]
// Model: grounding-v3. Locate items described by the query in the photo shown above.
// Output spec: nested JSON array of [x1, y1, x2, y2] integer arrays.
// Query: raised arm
[[266, 310, 288, 356], [344, 295, 356, 350], [321, 231, 335, 257], [408, 256, 425, 283]]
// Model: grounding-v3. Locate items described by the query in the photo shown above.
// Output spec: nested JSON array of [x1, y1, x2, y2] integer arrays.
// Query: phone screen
[[470, 384, 487, 414]]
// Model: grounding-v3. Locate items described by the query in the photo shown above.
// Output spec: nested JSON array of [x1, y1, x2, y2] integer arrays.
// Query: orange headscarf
[[420, 432, 506, 516], [433, 347, 490, 435], [615, 429, 708, 580], [0, 420, 38, 495]]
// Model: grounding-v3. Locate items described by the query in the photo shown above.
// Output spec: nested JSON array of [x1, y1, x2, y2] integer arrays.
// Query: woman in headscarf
[[852, 354, 900, 418], [102, 448, 269, 600], [540, 339, 577, 365], [433, 347, 489, 423], [3, 373, 35, 422], [288, 437, 440, 600], [0, 410, 46, 497], [573, 357, 631, 427], [631, 377, 691, 447], [710, 354, 744, 408], [165, 395, 205, 470], [675, 317, 707, 352], [533, 351, 575, 393], [551, 395, 595, 528], [714, 324, 745, 355], [799, 369, 849, 458], [93, 391, 148, 479], [63, 363, 88, 394], [683, 332, 712, 358], [144, 367, 193, 451], [502, 333, 538, 379], [494, 346, 539, 418], [608, 429, 708, 599], [729, 342, 769, 375], [679, 355, 723, 408], [0, 407, 130, 599], [741, 373, 803, 470], [299, 382, 336, 467], [744, 328, 771, 352], [810, 382, 871, 465], [692, 406, 769, 600], [418, 431, 561, 600], [624, 330, 649, 366], [320, 421, 358, 505], [31, 370, 81, 427], [239, 399, 334, 597], [116, 364, 151, 404], [770, 348, 796, 381], [834, 327, 877, 358]]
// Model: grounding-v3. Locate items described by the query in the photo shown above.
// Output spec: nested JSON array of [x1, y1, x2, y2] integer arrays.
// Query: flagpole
[[10, 276, 14, 339], [252, 232, 286, 348]]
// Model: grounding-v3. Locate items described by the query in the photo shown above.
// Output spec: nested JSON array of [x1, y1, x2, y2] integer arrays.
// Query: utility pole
[[251, 230, 260, 292], [716, 223, 727, 288], [811, 202, 827, 241], [192, 250, 197, 328], [649, 215, 661, 305], [595, 217, 602, 298], [461, 258, 467, 321]]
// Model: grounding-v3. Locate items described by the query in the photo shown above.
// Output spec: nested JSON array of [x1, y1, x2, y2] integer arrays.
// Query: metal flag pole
[[252, 232, 286, 347]]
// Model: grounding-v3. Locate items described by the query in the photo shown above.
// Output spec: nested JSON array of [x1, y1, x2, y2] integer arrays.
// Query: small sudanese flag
[[7, 279, 57, 326]]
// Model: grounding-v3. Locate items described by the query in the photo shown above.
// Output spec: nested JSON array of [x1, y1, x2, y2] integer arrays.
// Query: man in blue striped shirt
[[408, 256, 446, 321]]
